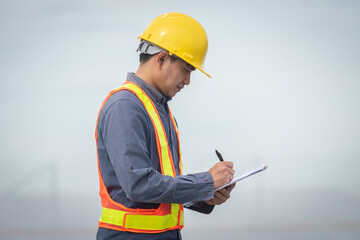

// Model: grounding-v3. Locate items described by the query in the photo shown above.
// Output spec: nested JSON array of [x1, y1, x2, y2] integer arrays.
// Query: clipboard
[[215, 164, 268, 191], [183, 164, 268, 208]]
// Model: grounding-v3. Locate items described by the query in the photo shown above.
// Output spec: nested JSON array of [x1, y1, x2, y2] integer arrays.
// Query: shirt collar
[[126, 72, 171, 105]]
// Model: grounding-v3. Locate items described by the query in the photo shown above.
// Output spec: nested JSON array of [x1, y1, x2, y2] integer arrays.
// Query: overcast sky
[[0, 0, 359, 199]]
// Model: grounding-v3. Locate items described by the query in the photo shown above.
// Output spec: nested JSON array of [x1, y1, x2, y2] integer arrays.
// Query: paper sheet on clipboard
[[183, 164, 267, 208], [215, 164, 268, 191]]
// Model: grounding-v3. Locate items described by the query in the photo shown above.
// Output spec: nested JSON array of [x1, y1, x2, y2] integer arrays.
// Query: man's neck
[[135, 64, 162, 96]]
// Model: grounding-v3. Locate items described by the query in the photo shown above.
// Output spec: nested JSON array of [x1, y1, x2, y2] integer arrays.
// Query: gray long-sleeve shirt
[[96, 73, 215, 240]]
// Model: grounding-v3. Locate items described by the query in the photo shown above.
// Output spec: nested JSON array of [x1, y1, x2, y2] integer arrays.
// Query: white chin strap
[[137, 40, 165, 55]]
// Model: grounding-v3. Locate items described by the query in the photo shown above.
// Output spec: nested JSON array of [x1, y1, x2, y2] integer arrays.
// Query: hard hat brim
[[197, 67, 212, 78]]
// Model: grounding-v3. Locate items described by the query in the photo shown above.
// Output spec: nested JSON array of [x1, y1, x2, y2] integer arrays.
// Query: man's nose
[[183, 72, 191, 85]]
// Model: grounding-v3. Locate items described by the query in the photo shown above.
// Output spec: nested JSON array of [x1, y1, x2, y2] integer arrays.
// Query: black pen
[[215, 150, 224, 162]]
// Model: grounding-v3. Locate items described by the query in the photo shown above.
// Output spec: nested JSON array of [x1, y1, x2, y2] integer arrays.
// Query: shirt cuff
[[195, 171, 214, 201]]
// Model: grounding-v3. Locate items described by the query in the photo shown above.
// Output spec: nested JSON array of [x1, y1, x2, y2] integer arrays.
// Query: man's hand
[[205, 184, 236, 205], [208, 161, 235, 190]]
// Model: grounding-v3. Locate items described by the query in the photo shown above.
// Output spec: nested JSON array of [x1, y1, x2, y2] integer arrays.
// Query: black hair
[[139, 52, 178, 64], [139, 53, 153, 64]]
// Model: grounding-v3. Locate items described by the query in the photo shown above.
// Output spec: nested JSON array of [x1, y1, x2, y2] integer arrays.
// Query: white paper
[[215, 164, 268, 191], [183, 164, 268, 208]]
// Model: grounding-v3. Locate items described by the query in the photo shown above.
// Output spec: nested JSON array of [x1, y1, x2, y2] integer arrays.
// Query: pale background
[[1, 0, 359, 239]]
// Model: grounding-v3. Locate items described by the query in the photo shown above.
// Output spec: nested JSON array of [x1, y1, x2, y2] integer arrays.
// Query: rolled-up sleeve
[[100, 97, 214, 204]]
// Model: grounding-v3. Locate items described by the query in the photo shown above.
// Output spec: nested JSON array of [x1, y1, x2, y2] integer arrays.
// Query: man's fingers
[[214, 191, 228, 202], [221, 161, 234, 168], [225, 183, 236, 191], [206, 188, 233, 205], [217, 188, 231, 199], [226, 168, 235, 174], [209, 161, 235, 190]]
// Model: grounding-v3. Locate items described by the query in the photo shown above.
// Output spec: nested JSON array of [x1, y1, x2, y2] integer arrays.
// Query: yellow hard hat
[[139, 13, 211, 78]]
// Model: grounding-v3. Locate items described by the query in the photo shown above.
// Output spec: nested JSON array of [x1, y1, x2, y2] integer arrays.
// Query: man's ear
[[155, 51, 169, 69]]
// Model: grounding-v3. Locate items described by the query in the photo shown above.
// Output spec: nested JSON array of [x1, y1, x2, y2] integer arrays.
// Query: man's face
[[156, 56, 194, 98]]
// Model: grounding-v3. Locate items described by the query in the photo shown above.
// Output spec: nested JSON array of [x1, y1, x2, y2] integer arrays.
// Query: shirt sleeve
[[101, 97, 214, 204]]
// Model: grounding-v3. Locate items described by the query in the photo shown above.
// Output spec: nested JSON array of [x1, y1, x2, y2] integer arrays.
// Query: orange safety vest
[[95, 81, 184, 233]]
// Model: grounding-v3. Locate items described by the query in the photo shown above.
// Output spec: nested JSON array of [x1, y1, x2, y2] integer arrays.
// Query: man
[[96, 13, 235, 240]]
